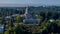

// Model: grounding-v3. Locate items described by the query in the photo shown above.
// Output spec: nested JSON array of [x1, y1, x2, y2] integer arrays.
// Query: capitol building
[[21, 7, 39, 24]]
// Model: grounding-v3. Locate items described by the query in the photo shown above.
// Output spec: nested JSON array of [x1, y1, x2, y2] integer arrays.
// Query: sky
[[0, 0, 60, 7]]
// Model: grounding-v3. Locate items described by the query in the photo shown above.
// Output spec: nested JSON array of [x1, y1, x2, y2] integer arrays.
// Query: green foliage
[[5, 26, 15, 34], [16, 16, 22, 23], [4, 30, 9, 34], [57, 19, 60, 26], [13, 24, 25, 34], [9, 18, 14, 27], [0, 20, 3, 24], [39, 21, 48, 33], [36, 15, 42, 19], [0, 33, 2, 34], [0, 18, 5, 24]]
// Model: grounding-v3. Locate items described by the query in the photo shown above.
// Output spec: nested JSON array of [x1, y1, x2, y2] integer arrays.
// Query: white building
[[22, 7, 39, 25]]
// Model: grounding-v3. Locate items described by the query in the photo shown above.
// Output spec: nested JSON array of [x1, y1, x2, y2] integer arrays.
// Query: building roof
[[23, 19, 40, 24]]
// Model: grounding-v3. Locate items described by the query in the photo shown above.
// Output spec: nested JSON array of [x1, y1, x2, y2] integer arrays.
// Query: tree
[[16, 16, 22, 23], [0, 20, 3, 24], [0, 17, 5, 24], [4, 30, 9, 34], [7, 16, 14, 34], [9, 17, 14, 27], [14, 24, 25, 34]]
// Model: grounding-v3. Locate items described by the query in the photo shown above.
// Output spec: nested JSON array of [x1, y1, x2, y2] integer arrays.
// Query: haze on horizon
[[0, 0, 60, 7]]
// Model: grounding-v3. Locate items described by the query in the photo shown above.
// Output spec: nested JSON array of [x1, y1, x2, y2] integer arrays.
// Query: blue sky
[[0, 0, 60, 7]]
